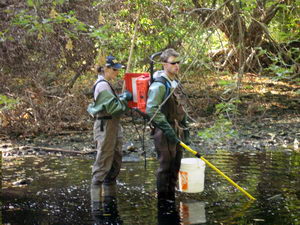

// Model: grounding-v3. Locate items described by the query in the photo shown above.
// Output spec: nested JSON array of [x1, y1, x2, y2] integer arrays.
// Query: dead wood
[[23, 146, 96, 155]]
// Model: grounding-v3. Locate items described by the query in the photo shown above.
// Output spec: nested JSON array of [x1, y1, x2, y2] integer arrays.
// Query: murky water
[[1, 149, 299, 225]]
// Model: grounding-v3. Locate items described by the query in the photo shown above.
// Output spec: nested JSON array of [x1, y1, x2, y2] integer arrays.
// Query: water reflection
[[92, 196, 123, 225], [157, 200, 206, 225], [180, 200, 206, 224], [1, 150, 300, 225], [157, 200, 181, 225], [91, 184, 123, 225]]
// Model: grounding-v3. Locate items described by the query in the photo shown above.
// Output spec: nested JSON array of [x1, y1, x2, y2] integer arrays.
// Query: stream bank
[[1, 112, 299, 159]]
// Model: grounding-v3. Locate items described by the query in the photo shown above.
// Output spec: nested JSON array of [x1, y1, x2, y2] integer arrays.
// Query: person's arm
[[88, 82, 127, 116], [146, 82, 179, 144]]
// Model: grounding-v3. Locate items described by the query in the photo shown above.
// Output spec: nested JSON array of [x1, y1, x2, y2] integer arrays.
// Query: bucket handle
[[197, 158, 204, 168]]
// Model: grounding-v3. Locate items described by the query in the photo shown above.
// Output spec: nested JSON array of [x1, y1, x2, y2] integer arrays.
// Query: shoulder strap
[[93, 79, 118, 98], [152, 76, 171, 99]]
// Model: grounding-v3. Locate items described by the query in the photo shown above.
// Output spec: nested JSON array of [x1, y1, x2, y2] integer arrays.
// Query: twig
[[126, 10, 141, 73], [122, 10, 141, 92]]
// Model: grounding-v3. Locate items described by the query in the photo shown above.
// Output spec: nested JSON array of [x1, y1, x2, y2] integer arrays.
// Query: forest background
[[0, 0, 299, 144]]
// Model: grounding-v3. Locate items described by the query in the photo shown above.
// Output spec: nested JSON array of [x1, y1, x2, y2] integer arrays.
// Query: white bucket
[[178, 158, 206, 193]]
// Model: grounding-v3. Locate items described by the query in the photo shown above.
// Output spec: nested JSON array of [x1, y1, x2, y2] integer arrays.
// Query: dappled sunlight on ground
[[181, 72, 299, 118]]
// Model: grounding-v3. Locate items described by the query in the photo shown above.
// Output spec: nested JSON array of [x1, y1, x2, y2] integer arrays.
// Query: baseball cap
[[105, 55, 124, 70]]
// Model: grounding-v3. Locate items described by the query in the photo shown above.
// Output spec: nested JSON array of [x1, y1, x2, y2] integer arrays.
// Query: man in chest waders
[[87, 56, 132, 213], [146, 49, 190, 205]]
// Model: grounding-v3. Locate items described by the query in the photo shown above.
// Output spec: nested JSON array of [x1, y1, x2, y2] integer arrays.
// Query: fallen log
[[23, 146, 96, 155]]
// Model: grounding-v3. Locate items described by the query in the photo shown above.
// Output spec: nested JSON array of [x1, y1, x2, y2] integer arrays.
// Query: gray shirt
[[93, 75, 113, 100]]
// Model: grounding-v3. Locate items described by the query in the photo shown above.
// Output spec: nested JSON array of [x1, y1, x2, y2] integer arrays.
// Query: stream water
[[1, 149, 299, 225]]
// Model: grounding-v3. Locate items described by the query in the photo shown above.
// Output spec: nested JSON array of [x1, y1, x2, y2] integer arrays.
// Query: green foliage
[[0, 30, 9, 42], [0, 95, 19, 111], [268, 64, 294, 80], [265, 51, 297, 80], [270, 0, 300, 42], [198, 98, 240, 144], [26, 0, 42, 8], [89, 25, 112, 40], [2, 0, 299, 135], [12, 10, 53, 37], [215, 98, 241, 116], [217, 80, 235, 87], [12, 9, 88, 40], [53, 0, 65, 6], [52, 11, 88, 34], [198, 115, 238, 144]]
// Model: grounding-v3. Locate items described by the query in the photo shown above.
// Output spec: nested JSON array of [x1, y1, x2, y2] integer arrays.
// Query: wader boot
[[91, 182, 118, 212], [90, 184, 102, 213], [102, 183, 117, 198], [92, 196, 123, 225]]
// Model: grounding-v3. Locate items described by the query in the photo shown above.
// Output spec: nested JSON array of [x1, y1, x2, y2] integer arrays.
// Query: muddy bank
[[1, 112, 299, 160]]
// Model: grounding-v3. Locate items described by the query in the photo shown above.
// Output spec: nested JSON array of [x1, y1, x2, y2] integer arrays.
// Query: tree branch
[[66, 64, 89, 91], [262, 1, 285, 24], [192, 0, 201, 8]]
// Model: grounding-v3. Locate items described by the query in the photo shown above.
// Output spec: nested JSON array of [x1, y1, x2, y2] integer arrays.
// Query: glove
[[119, 90, 133, 101], [164, 129, 180, 144], [183, 129, 191, 145]]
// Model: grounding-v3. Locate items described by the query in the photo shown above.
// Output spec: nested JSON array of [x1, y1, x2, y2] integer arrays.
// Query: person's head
[[160, 48, 180, 78], [98, 56, 124, 81]]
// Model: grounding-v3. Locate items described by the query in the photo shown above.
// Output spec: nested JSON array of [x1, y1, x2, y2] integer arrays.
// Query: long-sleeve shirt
[[87, 75, 127, 117]]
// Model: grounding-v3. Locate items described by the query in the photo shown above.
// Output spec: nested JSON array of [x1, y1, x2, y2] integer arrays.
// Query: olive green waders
[[92, 117, 123, 186]]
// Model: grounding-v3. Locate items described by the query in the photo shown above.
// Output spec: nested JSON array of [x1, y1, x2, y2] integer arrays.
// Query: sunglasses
[[167, 61, 180, 65], [112, 68, 119, 71]]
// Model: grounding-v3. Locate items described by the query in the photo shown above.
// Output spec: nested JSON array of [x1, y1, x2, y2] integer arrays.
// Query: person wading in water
[[87, 55, 132, 213], [146, 48, 190, 205]]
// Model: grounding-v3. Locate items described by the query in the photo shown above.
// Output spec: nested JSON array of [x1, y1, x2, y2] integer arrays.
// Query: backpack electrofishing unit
[[123, 51, 170, 114]]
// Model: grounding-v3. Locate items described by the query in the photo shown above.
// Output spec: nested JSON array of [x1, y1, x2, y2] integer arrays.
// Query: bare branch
[[192, 0, 201, 8], [252, 0, 266, 18], [262, 0, 285, 24], [187, 8, 214, 15]]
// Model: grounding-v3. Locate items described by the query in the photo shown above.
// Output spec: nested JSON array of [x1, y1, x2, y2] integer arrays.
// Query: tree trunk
[[191, 0, 286, 72]]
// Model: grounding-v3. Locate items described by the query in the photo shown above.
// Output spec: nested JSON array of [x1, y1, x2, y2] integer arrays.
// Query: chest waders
[[93, 79, 118, 132], [91, 79, 123, 202], [151, 82, 186, 201]]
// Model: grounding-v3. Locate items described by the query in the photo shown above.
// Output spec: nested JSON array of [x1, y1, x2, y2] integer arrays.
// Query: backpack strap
[[93, 79, 118, 99], [152, 76, 171, 100]]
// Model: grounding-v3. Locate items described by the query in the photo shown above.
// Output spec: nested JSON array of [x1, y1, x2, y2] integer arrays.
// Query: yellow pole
[[179, 142, 256, 201]]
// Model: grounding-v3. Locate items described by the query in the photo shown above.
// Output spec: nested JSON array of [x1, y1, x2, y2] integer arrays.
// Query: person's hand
[[169, 135, 180, 144], [119, 91, 133, 101], [165, 130, 180, 144], [124, 91, 133, 101], [184, 129, 191, 145]]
